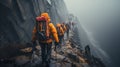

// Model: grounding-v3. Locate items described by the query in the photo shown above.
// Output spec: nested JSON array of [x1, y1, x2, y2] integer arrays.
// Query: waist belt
[[58, 34, 64, 36]]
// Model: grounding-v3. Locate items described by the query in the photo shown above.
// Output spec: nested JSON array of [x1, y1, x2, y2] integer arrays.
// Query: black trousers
[[59, 35, 63, 45], [32, 41, 37, 52], [67, 30, 69, 38], [39, 42, 52, 63]]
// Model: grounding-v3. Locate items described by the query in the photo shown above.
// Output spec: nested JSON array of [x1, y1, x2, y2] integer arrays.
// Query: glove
[[55, 42, 59, 46], [54, 42, 59, 51]]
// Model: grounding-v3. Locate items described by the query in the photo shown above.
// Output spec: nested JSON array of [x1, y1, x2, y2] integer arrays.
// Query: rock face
[[0, 0, 68, 45], [0, 0, 106, 67]]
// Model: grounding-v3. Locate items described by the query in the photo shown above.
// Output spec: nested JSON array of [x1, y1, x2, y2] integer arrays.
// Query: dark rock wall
[[0, 0, 68, 45], [50, 0, 68, 24]]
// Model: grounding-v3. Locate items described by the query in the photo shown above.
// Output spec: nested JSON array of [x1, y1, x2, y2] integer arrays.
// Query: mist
[[64, 0, 120, 67]]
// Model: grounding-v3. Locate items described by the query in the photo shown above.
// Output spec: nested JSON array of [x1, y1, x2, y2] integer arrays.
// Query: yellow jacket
[[32, 13, 59, 43], [56, 23, 64, 36], [61, 24, 67, 32]]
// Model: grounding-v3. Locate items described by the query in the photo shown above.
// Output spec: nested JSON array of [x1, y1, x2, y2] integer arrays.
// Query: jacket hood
[[56, 23, 61, 27], [41, 13, 51, 23]]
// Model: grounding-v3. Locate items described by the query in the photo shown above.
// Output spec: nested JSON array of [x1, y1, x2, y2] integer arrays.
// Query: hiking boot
[[42, 62, 46, 67], [46, 63, 50, 67]]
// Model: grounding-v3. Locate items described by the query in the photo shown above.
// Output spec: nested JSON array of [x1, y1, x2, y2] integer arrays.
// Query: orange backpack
[[56, 26, 61, 36], [36, 16, 50, 40]]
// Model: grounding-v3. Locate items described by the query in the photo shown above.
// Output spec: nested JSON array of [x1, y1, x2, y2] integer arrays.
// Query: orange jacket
[[56, 23, 64, 36], [32, 13, 59, 43]]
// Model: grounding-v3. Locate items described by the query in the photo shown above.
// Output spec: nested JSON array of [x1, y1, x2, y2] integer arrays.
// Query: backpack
[[36, 17, 50, 41], [61, 24, 64, 30], [61, 24, 66, 31], [56, 27, 61, 36]]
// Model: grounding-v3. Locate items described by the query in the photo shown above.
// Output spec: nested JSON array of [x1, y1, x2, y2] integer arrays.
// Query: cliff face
[[0, 1, 107, 67], [0, 0, 68, 45], [76, 16, 109, 66]]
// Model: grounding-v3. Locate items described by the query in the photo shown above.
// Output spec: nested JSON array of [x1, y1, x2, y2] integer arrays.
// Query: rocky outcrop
[[0, 27, 106, 67], [0, 0, 68, 45]]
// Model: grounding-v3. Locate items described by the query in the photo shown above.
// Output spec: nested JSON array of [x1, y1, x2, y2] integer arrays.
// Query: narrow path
[[0, 30, 105, 67]]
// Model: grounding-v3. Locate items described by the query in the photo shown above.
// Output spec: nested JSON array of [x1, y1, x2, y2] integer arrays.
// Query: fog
[[64, 0, 120, 67]]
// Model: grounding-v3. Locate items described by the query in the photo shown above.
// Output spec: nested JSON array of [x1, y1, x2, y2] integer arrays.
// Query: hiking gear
[[59, 35, 63, 44], [54, 42, 59, 51], [55, 42, 59, 46], [32, 13, 59, 67], [36, 16, 46, 22], [56, 23, 64, 36], [40, 42, 52, 64], [32, 13, 59, 43], [32, 41, 37, 52], [41, 13, 51, 23], [66, 23, 70, 39], [36, 16, 49, 41], [65, 23, 70, 30], [56, 26, 61, 36], [32, 23, 59, 43], [61, 24, 67, 32], [49, 23, 59, 43]]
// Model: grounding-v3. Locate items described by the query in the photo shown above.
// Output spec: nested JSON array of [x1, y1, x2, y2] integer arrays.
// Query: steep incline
[[0, 1, 106, 67], [0, 0, 68, 45]]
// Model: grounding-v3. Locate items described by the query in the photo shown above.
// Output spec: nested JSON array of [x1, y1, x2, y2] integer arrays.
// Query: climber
[[61, 22, 66, 44], [56, 23, 64, 47], [61, 22, 67, 32], [69, 22, 72, 30], [71, 22, 75, 31], [65, 23, 70, 39], [84, 45, 92, 65], [32, 13, 59, 66]]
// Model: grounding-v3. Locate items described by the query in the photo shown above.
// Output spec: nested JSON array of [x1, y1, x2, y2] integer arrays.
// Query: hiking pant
[[39, 42, 52, 63], [32, 41, 37, 53], [66, 30, 69, 39], [61, 35, 65, 45], [59, 35, 63, 45]]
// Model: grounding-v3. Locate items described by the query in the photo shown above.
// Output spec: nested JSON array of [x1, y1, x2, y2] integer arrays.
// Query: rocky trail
[[0, 0, 109, 67], [0, 31, 105, 67]]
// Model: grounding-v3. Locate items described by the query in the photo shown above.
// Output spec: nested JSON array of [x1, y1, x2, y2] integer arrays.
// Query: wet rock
[[71, 63, 84, 67], [71, 63, 77, 67], [50, 58, 72, 67], [67, 53, 80, 63], [15, 56, 30, 66], [58, 51, 64, 55]]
